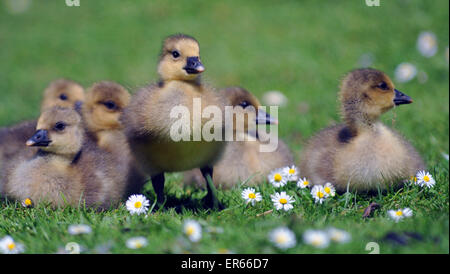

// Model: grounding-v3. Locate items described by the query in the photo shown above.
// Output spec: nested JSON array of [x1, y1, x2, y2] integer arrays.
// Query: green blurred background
[[0, 0, 448, 166]]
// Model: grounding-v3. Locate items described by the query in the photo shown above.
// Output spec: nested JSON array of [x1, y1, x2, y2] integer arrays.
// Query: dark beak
[[183, 57, 205, 74], [394, 89, 413, 106], [26, 129, 51, 147], [74, 101, 83, 112], [256, 109, 278, 125]]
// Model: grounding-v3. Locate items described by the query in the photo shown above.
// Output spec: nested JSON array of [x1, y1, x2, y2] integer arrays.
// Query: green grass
[[0, 0, 448, 254]]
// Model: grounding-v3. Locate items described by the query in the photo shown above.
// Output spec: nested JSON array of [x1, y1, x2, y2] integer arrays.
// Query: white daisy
[[0, 236, 24, 254], [68, 224, 92, 235], [282, 165, 299, 181], [416, 170, 436, 188], [297, 177, 311, 189], [184, 220, 202, 242], [311, 185, 327, 204], [327, 227, 351, 244], [323, 182, 336, 197], [126, 194, 150, 215], [388, 208, 413, 222], [268, 169, 288, 188], [303, 229, 330, 249], [395, 62, 417, 83], [417, 31, 438, 58], [262, 90, 287, 107], [271, 192, 295, 211], [241, 188, 262, 206], [269, 227, 297, 250], [126, 236, 148, 249], [21, 198, 33, 208]]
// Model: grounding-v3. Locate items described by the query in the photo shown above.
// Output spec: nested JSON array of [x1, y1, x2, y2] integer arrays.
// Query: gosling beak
[[26, 129, 51, 147], [74, 101, 83, 112], [256, 109, 278, 125], [394, 89, 413, 106], [184, 57, 205, 74]]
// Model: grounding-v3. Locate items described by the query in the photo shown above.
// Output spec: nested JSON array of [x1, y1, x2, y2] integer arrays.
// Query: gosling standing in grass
[[2, 107, 126, 208], [82, 81, 146, 196], [183, 87, 294, 188], [0, 79, 84, 187], [300, 68, 425, 192], [122, 34, 226, 208]]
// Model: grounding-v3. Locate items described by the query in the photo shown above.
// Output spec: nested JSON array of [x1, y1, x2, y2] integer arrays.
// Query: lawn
[[0, 0, 448, 254]]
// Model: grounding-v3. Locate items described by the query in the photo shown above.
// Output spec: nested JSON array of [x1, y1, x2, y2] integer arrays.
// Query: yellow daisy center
[[274, 173, 282, 182], [186, 226, 195, 236], [24, 198, 32, 206], [423, 175, 430, 182], [303, 181, 309, 185], [248, 193, 256, 199], [324, 187, 331, 193], [317, 192, 324, 198], [7, 243, 15, 250], [396, 211, 403, 216], [279, 198, 288, 204], [134, 201, 142, 208], [312, 238, 322, 246], [276, 234, 287, 244], [135, 242, 143, 248], [289, 169, 295, 175]]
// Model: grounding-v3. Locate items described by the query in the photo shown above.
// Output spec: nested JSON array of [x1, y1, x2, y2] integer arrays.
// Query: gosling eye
[[103, 101, 117, 110], [59, 93, 68, 101], [54, 121, 66, 131], [239, 101, 250, 108], [172, 50, 180, 58], [377, 81, 389, 91]]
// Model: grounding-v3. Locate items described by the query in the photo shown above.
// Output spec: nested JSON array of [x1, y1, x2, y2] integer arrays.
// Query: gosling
[[2, 107, 126, 209], [183, 86, 294, 188], [82, 81, 146, 196], [122, 34, 226, 208], [0, 79, 84, 182], [299, 68, 425, 192]]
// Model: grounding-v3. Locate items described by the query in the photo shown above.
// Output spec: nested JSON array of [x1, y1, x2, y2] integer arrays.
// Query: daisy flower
[[416, 170, 436, 188], [126, 194, 150, 215], [417, 31, 438, 57], [184, 220, 202, 242], [271, 192, 295, 211], [311, 185, 327, 204], [388, 208, 413, 222], [282, 165, 299, 181], [269, 227, 297, 250], [395, 62, 417, 83], [21, 198, 33, 208], [323, 182, 336, 197], [0, 236, 24, 254], [241, 188, 262, 206], [327, 227, 351, 244], [68, 224, 92, 235], [262, 90, 287, 107], [126, 237, 148, 249], [297, 177, 311, 189], [303, 230, 330, 249], [268, 169, 288, 188]]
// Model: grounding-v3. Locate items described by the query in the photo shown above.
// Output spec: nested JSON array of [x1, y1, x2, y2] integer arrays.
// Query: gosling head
[[26, 107, 84, 156], [41, 79, 85, 111], [221, 87, 278, 135], [339, 68, 412, 126], [82, 81, 130, 133], [157, 34, 205, 83]]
